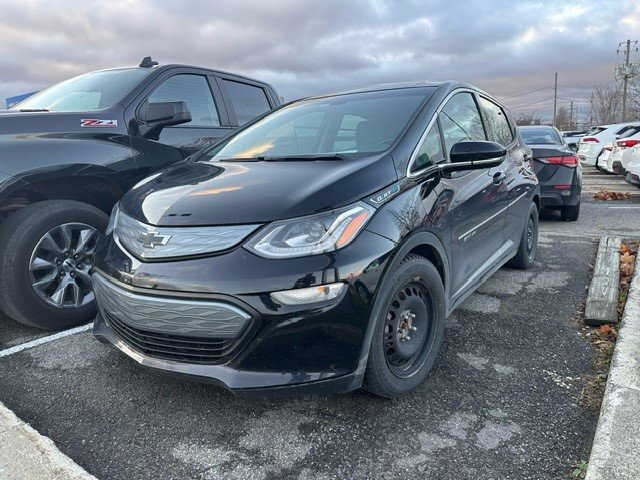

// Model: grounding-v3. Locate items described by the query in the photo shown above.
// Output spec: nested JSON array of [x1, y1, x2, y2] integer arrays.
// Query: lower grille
[[105, 311, 235, 364]]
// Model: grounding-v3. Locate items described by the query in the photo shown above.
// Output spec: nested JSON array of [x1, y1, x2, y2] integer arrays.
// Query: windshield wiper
[[18, 108, 49, 112], [220, 154, 346, 162]]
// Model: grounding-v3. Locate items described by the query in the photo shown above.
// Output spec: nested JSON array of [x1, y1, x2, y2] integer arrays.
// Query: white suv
[[578, 123, 640, 167], [605, 128, 640, 174]]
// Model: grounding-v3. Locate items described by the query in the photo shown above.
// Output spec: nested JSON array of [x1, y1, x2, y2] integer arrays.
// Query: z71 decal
[[81, 119, 118, 127]]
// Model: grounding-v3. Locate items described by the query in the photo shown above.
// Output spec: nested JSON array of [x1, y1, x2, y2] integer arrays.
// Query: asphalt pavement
[[0, 168, 638, 480]]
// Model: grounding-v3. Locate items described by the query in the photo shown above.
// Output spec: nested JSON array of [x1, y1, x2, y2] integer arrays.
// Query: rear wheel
[[363, 254, 446, 398], [561, 203, 580, 221], [0, 200, 108, 330], [507, 202, 538, 270]]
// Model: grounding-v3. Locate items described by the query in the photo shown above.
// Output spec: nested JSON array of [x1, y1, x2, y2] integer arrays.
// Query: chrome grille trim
[[93, 273, 251, 339], [114, 211, 261, 259]]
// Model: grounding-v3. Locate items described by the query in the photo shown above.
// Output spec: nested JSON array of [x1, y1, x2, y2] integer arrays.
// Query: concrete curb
[[0, 402, 96, 480], [586, 251, 640, 480]]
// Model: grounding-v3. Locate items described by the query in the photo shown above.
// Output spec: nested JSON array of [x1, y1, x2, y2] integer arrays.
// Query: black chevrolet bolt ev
[[93, 81, 540, 398]]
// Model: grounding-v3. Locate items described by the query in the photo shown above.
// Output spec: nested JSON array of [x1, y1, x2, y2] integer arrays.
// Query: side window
[[438, 92, 486, 156], [478, 97, 514, 146], [222, 79, 271, 126], [411, 122, 445, 173], [147, 74, 220, 127]]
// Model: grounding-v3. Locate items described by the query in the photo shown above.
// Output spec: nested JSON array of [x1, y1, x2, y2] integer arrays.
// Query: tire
[[0, 200, 109, 330], [363, 254, 446, 398], [561, 203, 580, 221], [506, 202, 539, 270]]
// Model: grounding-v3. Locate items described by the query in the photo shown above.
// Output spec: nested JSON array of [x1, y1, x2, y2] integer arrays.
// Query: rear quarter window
[[222, 79, 272, 126]]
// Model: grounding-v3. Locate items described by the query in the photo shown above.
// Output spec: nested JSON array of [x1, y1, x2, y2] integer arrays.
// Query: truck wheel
[[363, 254, 446, 398], [506, 202, 538, 270], [0, 200, 109, 330], [561, 203, 580, 222]]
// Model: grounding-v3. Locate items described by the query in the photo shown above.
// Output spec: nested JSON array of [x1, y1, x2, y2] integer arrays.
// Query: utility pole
[[589, 95, 594, 126], [570, 101, 574, 129], [622, 39, 631, 122], [616, 39, 639, 122], [552, 73, 558, 127]]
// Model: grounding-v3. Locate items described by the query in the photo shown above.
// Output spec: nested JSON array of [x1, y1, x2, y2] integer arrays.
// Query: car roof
[[89, 64, 278, 92], [305, 80, 487, 101], [518, 125, 556, 130]]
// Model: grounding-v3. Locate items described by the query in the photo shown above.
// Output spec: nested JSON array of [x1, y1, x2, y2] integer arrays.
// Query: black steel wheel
[[363, 254, 446, 398], [506, 201, 538, 270], [383, 281, 435, 378]]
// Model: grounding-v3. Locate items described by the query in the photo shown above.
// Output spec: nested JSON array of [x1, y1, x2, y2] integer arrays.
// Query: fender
[[348, 229, 451, 390], [0, 132, 138, 193]]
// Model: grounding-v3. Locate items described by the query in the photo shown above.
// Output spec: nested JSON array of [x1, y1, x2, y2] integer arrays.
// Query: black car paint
[[93, 82, 540, 396], [0, 65, 280, 219]]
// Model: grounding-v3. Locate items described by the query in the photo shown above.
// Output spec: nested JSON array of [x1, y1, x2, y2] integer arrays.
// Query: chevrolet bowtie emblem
[[137, 231, 171, 249]]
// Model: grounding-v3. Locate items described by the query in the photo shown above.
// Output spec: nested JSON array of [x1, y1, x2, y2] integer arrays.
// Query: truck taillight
[[581, 136, 599, 143], [546, 155, 579, 167], [616, 139, 640, 148]]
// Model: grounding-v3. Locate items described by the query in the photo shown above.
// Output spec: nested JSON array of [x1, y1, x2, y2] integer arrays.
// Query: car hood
[[120, 156, 398, 226], [0, 110, 123, 135]]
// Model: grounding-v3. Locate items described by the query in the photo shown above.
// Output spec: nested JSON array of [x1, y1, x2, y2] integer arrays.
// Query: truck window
[[148, 74, 220, 127], [222, 80, 271, 126]]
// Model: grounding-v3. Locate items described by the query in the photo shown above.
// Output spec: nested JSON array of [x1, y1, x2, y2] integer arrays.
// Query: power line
[[496, 86, 553, 100], [507, 97, 554, 109]]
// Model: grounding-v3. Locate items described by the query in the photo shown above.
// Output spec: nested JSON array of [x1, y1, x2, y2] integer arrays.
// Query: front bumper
[[93, 229, 397, 395]]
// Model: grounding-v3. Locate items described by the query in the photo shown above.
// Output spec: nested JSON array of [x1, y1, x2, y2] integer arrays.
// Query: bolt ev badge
[[137, 232, 171, 249]]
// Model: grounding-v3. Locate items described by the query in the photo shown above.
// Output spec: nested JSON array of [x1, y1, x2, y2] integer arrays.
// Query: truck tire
[[0, 200, 109, 330]]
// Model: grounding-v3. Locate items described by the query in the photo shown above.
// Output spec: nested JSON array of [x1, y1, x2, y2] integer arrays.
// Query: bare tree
[[628, 77, 640, 121], [555, 106, 573, 130], [515, 112, 542, 126], [587, 82, 622, 125]]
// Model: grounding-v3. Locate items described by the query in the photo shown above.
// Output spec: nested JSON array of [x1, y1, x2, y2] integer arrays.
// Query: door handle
[[493, 171, 506, 185]]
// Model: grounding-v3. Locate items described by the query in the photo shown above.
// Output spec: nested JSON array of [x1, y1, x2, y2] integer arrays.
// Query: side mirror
[[138, 101, 191, 139], [445, 140, 506, 170]]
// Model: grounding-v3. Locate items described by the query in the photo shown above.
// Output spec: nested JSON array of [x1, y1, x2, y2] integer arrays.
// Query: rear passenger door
[[438, 92, 509, 299], [217, 76, 275, 126], [478, 96, 529, 245]]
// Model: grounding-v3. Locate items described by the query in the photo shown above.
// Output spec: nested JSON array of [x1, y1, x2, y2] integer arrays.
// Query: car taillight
[[616, 139, 640, 148], [545, 155, 579, 167], [581, 136, 599, 143]]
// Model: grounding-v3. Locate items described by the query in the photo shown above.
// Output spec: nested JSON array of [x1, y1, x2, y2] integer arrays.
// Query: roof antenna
[[139, 56, 159, 68]]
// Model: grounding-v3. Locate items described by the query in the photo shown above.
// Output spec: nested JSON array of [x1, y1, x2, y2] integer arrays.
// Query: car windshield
[[520, 128, 562, 145], [11, 68, 150, 112], [198, 88, 432, 161]]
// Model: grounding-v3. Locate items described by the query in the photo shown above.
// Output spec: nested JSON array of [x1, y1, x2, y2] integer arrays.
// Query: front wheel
[[363, 254, 446, 398], [0, 200, 108, 330], [506, 202, 539, 270]]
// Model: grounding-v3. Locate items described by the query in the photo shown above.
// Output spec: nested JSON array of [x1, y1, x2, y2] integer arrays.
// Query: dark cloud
[[0, 0, 638, 120]]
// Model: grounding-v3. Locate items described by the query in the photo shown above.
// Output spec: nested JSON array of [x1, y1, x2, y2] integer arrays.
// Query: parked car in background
[[596, 144, 613, 173], [606, 128, 640, 175], [625, 145, 640, 188], [578, 123, 639, 168], [0, 57, 281, 330], [519, 125, 581, 221], [92, 81, 540, 398], [561, 130, 587, 152]]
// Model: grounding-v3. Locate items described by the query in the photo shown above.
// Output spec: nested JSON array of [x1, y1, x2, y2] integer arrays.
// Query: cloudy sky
[[1, 0, 639, 121]]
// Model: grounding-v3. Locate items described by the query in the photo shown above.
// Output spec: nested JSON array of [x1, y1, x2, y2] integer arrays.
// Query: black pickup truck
[[0, 57, 280, 329]]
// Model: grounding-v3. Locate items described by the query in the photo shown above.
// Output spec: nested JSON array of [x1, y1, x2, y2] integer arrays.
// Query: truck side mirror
[[138, 101, 191, 139]]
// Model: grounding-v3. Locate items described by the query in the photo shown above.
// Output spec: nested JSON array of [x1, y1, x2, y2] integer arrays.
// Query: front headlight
[[245, 202, 375, 259], [105, 203, 119, 235]]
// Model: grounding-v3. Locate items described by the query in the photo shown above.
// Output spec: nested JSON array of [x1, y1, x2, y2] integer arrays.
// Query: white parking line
[[608, 206, 640, 209], [0, 323, 92, 358]]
